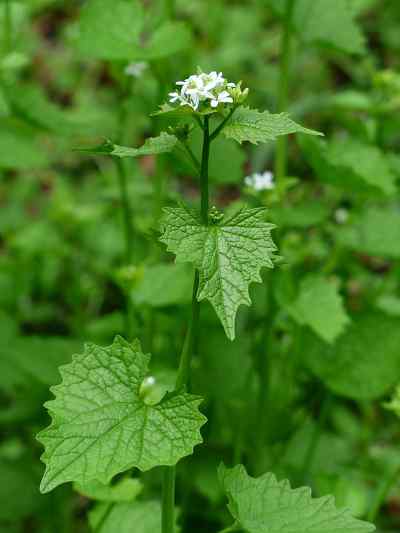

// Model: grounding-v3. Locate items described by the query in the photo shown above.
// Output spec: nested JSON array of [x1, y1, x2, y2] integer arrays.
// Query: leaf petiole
[[179, 139, 201, 171], [210, 105, 238, 141]]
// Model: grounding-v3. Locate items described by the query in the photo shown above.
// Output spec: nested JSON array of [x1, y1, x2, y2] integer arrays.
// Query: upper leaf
[[160, 205, 277, 340], [78, 133, 177, 158], [288, 276, 350, 343], [38, 336, 206, 493], [219, 464, 375, 533], [222, 106, 322, 145]]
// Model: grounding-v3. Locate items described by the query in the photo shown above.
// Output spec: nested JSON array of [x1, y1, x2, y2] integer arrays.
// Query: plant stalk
[[274, 0, 295, 191], [162, 115, 210, 533], [200, 115, 210, 224], [162, 466, 176, 533]]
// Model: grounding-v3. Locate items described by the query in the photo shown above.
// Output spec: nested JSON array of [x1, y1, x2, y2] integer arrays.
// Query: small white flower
[[244, 171, 275, 191], [124, 61, 148, 78], [211, 90, 233, 108]]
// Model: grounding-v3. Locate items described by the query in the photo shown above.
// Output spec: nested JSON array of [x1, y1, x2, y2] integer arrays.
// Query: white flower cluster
[[169, 71, 236, 111], [244, 171, 275, 192]]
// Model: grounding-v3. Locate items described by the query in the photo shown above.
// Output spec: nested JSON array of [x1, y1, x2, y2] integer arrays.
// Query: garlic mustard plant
[[37, 65, 328, 533]]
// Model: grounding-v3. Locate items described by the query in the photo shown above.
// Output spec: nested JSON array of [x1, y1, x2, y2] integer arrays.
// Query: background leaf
[[303, 313, 400, 400], [288, 276, 350, 343]]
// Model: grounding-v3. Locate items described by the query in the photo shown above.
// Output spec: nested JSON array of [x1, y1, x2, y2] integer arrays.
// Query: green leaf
[[222, 106, 322, 145], [301, 137, 397, 195], [347, 207, 400, 259], [78, 133, 177, 158], [132, 263, 193, 308], [38, 336, 206, 493], [303, 313, 400, 400], [75, 1, 190, 61], [270, 200, 330, 228], [288, 276, 350, 343], [293, 0, 366, 55], [0, 336, 82, 394], [160, 205, 277, 340], [75, 0, 144, 60], [90, 500, 168, 533], [74, 477, 142, 502], [219, 464, 375, 533]]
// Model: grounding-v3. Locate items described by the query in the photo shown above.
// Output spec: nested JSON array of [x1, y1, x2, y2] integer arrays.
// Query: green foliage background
[[0, 0, 400, 531]]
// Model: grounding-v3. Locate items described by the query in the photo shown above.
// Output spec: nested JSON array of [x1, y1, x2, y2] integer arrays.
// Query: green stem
[[162, 115, 210, 533], [4, 0, 12, 54], [175, 270, 200, 390], [367, 463, 400, 522], [274, 0, 295, 192], [162, 467, 176, 533], [200, 115, 210, 224]]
